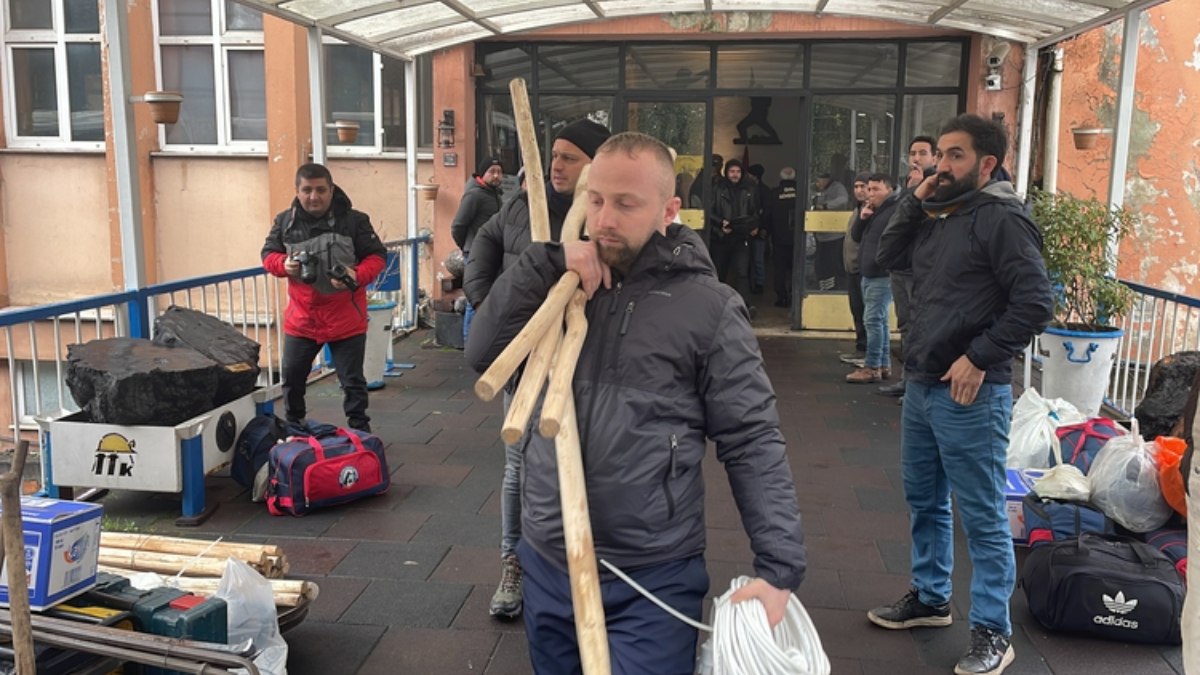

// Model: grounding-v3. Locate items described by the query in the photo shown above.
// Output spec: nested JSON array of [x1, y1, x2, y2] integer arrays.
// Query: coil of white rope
[[600, 561, 830, 675]]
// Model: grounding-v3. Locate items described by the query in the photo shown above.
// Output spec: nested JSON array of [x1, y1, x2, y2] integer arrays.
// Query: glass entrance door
[[624, 100, 710, 232]]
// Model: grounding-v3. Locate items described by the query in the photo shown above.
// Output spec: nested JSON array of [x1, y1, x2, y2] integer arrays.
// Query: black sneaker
[[348, 420, 372, 434], [954, 626, 1014, 675], [867, 590, 952, 629]]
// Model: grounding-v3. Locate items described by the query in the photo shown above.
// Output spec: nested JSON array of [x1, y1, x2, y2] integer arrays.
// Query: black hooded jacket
[[465, 224, 807, 590], [450, 177, 502, 256], [877, 181, 1054, 385]]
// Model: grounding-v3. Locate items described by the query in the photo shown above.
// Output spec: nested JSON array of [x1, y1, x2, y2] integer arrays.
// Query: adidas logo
[[1102, 591, 1138, 615], [1093, 591, 1140, 630]]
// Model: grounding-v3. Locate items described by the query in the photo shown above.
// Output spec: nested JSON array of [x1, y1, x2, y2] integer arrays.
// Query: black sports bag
[[1022, 532, 1183, 645]]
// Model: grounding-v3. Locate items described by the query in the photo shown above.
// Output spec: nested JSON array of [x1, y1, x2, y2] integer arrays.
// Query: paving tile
[[333, 541, 451, 581], [412, 512, 500, 548], [324, 508, 430, 542], [875, 538, 914, 576], [451, 584, 527, 634], [1018, 625, 1180, 675], [808, 607, 922, 665], [431, 545, 503, 586], [418, 410, 491, 429], [394, 462, 473, 487], [357, 626, 500, 674], [341, 579, 473, 629], [431, 426, 508, 447], [853, 485, 911, 514], [376, 423, 440, 445], [370, 410, 431, 429], [235, 507, 345, 538], [294, 574, 369, 623], [485, 633, 533, 674], [386, 442, 457, 465], [819, 507, 908, 541], [266, 537, 357, 575], [803, 534, 886, 573], [285, 621, 384, 675], [408, 397, 475, 413]]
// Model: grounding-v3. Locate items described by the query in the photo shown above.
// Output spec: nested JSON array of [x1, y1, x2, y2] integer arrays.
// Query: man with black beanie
[[463, 118, 611, 621], [452, 156, 504, 344]]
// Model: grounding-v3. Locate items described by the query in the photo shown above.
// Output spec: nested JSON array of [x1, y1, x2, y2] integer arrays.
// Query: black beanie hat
[[724, 158, 743, 173], [554, 120, 611, 159], [475, 156, 502, 177]]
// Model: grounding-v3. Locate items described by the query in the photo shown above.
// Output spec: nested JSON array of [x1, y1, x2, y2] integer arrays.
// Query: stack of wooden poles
[[471, 78, 609, 674]]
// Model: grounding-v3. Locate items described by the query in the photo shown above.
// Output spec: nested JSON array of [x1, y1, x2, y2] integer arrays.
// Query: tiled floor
[[94, 329, 1183, 674]]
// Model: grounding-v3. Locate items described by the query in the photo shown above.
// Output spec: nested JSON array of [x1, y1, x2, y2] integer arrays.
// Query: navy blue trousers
[[519, 540, 708, 675]]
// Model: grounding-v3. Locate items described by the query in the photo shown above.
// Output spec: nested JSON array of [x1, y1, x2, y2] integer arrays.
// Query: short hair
[[779, 166, 796, 180], [908, 135, 936, 153], [938, 114, 1008, 177], [867, 173, 895, 189], [295, 163, 333, 187], [595, 132, 675, 199]]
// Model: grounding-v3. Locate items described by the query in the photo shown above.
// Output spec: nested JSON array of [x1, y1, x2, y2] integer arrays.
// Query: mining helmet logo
[[339, 466, 359, 489], [64, 534, 90, 564], [93, 433, 137, 478]]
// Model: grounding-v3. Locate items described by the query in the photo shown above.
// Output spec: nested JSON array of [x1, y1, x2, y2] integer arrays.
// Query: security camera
[[985, 73, 1002, 91], [986, 55, 1004, 69]]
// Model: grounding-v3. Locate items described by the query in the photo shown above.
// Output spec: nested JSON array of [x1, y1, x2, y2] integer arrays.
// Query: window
[[3, 0, 104, 147], [155, 0, 265, 149], [322, 41, 433, 154], [16, 360, 78, 427]]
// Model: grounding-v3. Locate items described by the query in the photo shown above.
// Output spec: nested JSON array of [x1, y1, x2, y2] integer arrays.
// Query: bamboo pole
[[474, 271, 580, 401], [0, 441, 35, 675], [539, 290, 588, 438], [510, 78, 549, 243], [100, 532, 276, 567], [502, 320, 562, 444], [556, 395, 609, 675]]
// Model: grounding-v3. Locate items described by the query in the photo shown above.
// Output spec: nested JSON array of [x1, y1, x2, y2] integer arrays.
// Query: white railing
[[1106, 281, 1200, 416]]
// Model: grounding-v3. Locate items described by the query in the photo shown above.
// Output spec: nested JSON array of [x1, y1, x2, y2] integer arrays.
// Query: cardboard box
[[1004, 468, 1046, 546], [0, 498, 102, 610]]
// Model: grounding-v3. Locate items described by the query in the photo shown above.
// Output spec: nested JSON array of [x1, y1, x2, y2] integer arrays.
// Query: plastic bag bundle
[[215, 557, 289, 675], [1007, 388, 1086, 469], [1088, 421, 1173, 533]]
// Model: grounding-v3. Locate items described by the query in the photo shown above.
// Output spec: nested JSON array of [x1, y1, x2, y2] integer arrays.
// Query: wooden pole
[[539, 290, 588, 439], [556, 395, 609, 674], [561, 164, 590, 244], [100, 532, 275, 568], [502, 320, 562, 445], [510, 78, 549, 243], [0, 441, 35, 674]]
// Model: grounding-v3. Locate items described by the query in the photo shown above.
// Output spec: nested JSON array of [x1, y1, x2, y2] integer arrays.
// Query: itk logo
[[64, 534, 90, 564], [1094, 591, 1140, 629], [339, 466, 360, 489], [93, 433, 136, 478]]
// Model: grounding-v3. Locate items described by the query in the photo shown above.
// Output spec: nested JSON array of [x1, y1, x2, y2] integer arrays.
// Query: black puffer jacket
[[465, 224, 807, 590], [450, 177, 502, 257], [710, 179, 759, 240], [877, 181, 1053, 385], [462, 181, 570, 307]]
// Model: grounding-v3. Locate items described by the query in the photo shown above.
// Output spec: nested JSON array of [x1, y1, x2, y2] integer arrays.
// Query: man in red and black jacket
[[261, 163, 387, 433]]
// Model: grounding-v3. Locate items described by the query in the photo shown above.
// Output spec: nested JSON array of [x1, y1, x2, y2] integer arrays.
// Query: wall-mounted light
[[437, 110, 456, 149]]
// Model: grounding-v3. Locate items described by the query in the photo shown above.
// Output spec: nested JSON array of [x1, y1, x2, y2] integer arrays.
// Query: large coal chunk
[[66, 338, 219, 426], [152, 306, 260, 405], [1135, 351, 1200, 439]]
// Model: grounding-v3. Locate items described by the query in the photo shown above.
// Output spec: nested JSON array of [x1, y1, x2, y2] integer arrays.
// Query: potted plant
[[1032, 189, 1136, 415]]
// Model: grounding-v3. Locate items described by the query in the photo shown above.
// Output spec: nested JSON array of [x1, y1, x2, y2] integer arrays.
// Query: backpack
[[232, 413, 288, 499], [1022, 532, 1184, 645], [1021, 492, 1111, 548], [1139, 524, 1188, 581], [1054, 417, 1124, 474]]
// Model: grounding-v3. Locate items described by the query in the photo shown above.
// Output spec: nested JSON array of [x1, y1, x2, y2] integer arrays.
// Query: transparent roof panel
[[235, 0, 1163, 60]]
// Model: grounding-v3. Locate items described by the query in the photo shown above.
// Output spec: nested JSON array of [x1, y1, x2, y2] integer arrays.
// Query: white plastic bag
[[1087, 421, 1173, 533], [1032, 438, 1091, 501], [1006, 388, 1086, 469], [215, 557, 288, 675]]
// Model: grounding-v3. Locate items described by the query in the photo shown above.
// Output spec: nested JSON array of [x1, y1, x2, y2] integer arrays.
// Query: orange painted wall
[[1055, 2, 1200, 296]]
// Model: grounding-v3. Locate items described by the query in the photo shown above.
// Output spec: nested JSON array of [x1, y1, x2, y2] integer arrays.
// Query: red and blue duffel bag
[[267, 426, 389, 516], [1055, 417, 1124, 475]]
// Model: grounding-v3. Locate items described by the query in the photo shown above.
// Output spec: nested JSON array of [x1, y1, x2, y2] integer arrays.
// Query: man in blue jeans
[[870, 114, 1052, 675], [846, 174, 898, 384]]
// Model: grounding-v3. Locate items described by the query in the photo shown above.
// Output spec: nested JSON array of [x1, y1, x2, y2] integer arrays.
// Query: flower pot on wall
[[1040, 325, 1123, 416], [334, 120, 360, 144], [143, 91, 183, 125], [414, 184, 439, 201], [1071, 127, 1110, 150]]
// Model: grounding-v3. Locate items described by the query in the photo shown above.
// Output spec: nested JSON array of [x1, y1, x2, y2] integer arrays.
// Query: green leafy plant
[[1031, 189, 1135, 330]]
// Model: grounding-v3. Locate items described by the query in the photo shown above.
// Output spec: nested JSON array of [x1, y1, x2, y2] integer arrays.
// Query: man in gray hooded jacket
[[466, 132, 806, 675]]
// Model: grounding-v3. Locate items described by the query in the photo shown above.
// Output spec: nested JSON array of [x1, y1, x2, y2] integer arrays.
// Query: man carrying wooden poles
[[466, 81, 807, 674]]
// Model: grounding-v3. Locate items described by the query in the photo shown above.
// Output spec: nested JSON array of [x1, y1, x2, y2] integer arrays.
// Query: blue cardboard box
[[0, 497, 102, 610], [1004, 468, 1046, 546]]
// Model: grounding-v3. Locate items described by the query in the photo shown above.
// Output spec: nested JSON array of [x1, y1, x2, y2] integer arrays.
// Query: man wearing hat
[[464, 118, 611, 621], [452, 157, 504, 343]]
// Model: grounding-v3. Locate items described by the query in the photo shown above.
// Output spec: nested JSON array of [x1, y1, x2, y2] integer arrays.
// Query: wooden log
[[0, 441, 35, 674], [510, 78, 549, 243], [539, 290, 588, 439], [474, 272, 580, 401], [99, 532, 276, 567], [94, 566, 312, 607], [555, 395, 610, 674], [98, 550, 248, 578], [502, 320, 562, 445]]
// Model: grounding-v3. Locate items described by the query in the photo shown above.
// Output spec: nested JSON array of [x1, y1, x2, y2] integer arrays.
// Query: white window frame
[[1, 0, 104, 150], [153, 0, 266, 153], [14, 359, 77, 429]]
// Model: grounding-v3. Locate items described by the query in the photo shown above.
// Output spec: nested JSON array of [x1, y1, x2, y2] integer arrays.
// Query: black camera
[[293, 251, 319, 284], [327, 264, 358, 292]]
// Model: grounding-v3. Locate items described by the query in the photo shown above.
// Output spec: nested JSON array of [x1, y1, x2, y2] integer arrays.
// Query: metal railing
[[1106, 280, 1200, 416], [0, 234, 431, 451]]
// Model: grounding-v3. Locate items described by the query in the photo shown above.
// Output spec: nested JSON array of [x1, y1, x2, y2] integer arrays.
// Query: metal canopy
[[234, 0, 1164, 60]]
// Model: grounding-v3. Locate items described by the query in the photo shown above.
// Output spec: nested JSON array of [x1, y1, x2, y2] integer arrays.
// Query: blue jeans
[[861, 276, 892, 369], [520, 540, 708, 675], [902, 380, 1015, 635]]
